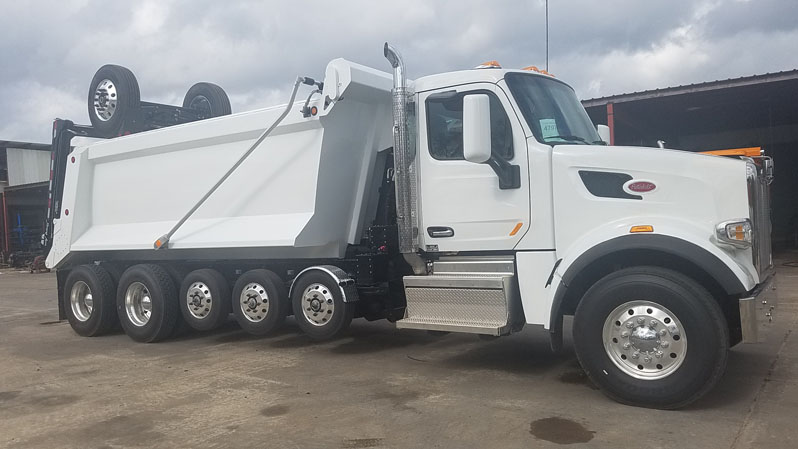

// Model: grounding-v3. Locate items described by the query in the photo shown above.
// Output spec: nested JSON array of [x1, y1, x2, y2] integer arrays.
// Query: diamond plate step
[[397, 274, 519, 336]]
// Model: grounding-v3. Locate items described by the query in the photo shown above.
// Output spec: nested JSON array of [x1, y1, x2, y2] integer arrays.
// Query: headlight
[[715, 219, 753, 248]]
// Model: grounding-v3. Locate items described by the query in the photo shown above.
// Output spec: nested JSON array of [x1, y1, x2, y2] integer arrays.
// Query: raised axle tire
[[232, 269, 288, 336], [63, 264, 118, 336], [291, 270, 354, 341], [88, 64, 141, 137], [116, 264, 179, 343], [179, 269, 231, 331], [573, 266, 729, 409], [183, 82, 231, 118]]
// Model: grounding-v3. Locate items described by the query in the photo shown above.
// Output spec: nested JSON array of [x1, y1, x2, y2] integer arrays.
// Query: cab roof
[[412, 68, 570, 93]]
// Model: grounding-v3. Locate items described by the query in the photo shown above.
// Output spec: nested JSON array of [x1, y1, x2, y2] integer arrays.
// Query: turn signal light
[[715, 219, 752, 248]]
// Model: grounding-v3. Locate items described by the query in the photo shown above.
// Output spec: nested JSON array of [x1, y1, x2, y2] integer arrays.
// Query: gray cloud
[[1, 0, 797, 142]]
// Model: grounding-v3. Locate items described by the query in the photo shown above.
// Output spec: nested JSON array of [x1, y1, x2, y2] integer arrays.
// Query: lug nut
[[655, 351, 663, 358], [661, 341, 670, 348], [623, 343, 631, 350], [650, 320, 658, 327], [631, 352, 640, 359], [643, 356, 652, 363], [637, 317, 645, 324], [626, 322, 634, 329], [659, 329, 667, 336], [621, 331, 630, 338]]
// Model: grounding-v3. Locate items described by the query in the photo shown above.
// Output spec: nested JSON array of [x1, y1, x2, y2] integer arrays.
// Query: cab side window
[[426, 92, 514, 161]]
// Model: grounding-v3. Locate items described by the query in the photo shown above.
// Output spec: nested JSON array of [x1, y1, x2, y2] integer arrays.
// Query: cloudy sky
[[1, 0, 797, 143]]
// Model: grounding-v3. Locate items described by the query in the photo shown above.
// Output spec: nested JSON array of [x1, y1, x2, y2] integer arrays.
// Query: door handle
[[427, 226, 454, 238]]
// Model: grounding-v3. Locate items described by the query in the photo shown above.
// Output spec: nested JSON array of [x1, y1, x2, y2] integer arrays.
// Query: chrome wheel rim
[[93, 79, 118, 121], [301, 283, 334, 327], [186, 282, 212, 320], [69, 281, 93, 322], [125, 282, 152, 327], [240, 283, 269, 323], [603, 300, 687, 380]]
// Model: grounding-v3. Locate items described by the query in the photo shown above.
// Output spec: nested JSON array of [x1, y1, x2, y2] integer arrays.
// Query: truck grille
[[747, 157, 774, 280]]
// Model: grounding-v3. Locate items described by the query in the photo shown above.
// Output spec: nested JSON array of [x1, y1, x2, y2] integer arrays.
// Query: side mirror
[[463, 94, 492, 163], [597, 124, 611, 144]]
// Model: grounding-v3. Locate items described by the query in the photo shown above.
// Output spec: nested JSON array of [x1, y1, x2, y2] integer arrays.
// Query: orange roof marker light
[[475, 60, 502, 69], [630, 225, 654, 233], [522, 66, 555, 77]]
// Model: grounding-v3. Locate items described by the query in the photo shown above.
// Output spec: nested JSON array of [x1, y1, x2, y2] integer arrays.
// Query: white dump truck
[[44, 43, 775, 409]]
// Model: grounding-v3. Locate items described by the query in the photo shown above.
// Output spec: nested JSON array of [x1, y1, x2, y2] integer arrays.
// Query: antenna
[[545, 0, 549, 71]]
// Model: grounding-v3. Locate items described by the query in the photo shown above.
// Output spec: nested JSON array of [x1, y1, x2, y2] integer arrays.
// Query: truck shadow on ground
[[169, 316, 764, 410]]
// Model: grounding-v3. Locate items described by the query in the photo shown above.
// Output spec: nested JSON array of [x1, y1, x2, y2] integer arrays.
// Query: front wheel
[[573, 266, 729, 409]]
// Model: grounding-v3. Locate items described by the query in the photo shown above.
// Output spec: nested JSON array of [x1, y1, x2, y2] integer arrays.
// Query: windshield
[[505, 73, 603, 145]]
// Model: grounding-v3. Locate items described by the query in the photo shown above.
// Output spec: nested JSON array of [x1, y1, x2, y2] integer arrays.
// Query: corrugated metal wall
[[6, 148, 50, 187]]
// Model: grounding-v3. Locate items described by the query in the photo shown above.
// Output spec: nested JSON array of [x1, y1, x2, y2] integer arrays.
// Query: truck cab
[[385, 46, 775, 408]]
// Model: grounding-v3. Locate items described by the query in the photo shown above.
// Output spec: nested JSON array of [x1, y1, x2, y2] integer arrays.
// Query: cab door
[[417, 83, 530, 252]]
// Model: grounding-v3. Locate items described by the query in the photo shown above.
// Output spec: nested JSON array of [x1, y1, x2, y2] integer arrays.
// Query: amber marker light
[[509, 222, 524, 236], [475, 60, 502, 69], [521, 66, 555, 77], [630, 225, 654, 233]]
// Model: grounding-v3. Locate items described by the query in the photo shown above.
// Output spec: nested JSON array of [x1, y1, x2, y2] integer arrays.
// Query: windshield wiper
[[545, 135, 589, 144]]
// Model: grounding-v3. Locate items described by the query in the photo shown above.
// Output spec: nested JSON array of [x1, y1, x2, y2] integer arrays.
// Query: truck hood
[[549, 143, 754, 278], [551, 144, 748, 193]]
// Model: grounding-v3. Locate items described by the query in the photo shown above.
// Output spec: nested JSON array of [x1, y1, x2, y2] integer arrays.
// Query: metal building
[[583, 70, 798, 249], [0, 140, 51, 264]]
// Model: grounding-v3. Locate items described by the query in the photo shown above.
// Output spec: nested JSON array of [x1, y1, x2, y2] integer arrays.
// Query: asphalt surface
[[1, 257, 797, 448]]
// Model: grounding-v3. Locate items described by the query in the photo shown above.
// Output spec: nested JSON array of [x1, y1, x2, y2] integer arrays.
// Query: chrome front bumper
[[739, 275, 777, 343]]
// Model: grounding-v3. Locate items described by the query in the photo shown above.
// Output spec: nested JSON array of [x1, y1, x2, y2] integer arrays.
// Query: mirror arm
[[485, 156, 521, 189]]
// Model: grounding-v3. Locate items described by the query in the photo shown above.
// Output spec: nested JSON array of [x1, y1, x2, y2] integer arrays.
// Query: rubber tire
[[87, 64, 141, 137], [179, 269, 231, 331], [63, 264, 118, 336], [182, 82, 232, 117], [116, 264, 179, 343], [573, 266, 729, 409], [232, 269, 288, 336], [291, 271, 354, 341]]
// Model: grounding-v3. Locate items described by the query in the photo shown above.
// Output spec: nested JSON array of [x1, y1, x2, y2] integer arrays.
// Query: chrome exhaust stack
[[384, 43, 424, 274], [384, 44, 418, 252]]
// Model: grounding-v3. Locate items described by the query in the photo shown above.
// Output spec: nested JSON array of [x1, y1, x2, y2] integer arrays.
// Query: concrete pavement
[[1, 256, 797, 448]]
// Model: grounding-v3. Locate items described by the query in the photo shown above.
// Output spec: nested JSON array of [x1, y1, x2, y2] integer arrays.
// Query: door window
[[426, 92, 514, 161]]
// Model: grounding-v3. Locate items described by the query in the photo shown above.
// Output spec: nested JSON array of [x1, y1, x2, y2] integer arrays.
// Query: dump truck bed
[[47, 60, 395, 268]]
